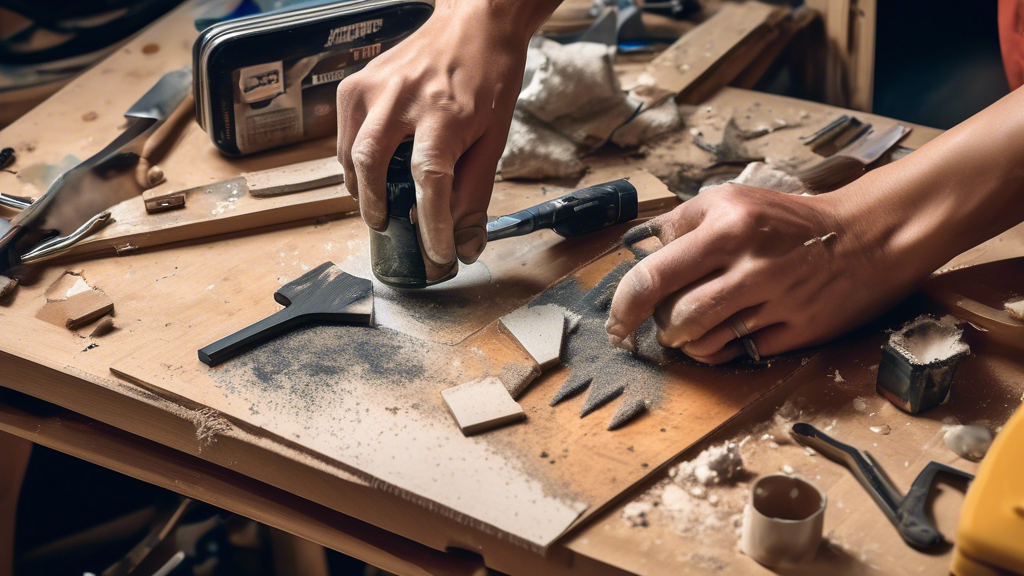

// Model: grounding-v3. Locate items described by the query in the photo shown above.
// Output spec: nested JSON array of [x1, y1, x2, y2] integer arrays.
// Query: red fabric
[[1000, 0, 1024, 89]]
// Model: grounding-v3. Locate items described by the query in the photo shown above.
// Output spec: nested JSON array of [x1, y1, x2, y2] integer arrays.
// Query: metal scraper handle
[[790, 422, 972, 550]]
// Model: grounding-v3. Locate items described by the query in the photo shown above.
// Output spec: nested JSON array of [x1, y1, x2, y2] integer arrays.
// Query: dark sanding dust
[[534, 259, 683, 430], [211, 324, 433, 415]]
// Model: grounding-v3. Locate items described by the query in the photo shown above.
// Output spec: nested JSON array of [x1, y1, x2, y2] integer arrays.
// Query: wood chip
[[441, 377, 526, 436]]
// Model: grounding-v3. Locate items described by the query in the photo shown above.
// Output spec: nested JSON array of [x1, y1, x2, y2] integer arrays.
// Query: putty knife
[[198, 262, 373, 366]]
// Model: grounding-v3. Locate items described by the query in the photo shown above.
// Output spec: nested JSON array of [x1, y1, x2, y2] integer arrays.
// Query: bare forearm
[[829, 87, 1024, 283]]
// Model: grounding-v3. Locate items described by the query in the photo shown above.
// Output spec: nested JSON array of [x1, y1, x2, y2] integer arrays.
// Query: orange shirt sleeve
[[999, 0, 1024, 90]]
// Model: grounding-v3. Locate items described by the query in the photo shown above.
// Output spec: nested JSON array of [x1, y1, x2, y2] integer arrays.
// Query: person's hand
[[336, 3, 538, 267], [604, 183, 928, 364]]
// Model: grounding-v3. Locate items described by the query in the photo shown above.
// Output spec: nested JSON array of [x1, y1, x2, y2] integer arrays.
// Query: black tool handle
[[790, 423, 903, 521], [198, 307, 302, 367], [486, 180, 638, 241], [897, 461, 972, 549]]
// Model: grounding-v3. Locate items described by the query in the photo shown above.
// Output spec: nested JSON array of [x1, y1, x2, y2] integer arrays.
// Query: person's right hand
[[336, 3, 538, 267]]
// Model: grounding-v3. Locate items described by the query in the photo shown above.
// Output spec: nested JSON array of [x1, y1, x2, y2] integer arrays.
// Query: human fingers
[[685, 339, 745, 365], [649, 198, 707, 244], [411, 120, 466, 267], [449, 126, 510, 264], [653, 266, 766, 348], [336, 83, 367, 201], [606, 226, 724, 344], [350, 95, 411, 231], [676, 304, 769, 358]]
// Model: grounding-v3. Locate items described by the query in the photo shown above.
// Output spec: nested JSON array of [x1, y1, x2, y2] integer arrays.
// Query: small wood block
[[244, 157, 344, 198], [198, 262, 373, 367], [0, 275, 17, 299], [499, 304, 566, 370], [37, 289, 114, 330], [441, 377, 525, 436]]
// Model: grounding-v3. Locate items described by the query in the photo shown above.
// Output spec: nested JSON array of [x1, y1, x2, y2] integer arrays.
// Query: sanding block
[[193, 0, 433, 155]]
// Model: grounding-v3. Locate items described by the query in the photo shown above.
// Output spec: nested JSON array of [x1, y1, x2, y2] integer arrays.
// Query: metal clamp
[[19, 211, 110, 263]]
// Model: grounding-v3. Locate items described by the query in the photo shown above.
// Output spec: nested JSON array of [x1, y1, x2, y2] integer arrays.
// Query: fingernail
[[605, 317, 625, 337], [454, 227, 486, 264], [608, 331, 635, 352]]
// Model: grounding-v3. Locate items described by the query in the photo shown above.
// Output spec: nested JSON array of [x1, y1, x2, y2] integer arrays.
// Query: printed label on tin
[[230, 40, 382, 155]]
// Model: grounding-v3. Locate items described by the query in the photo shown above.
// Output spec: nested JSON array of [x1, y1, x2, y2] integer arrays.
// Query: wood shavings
[[188, 407, 230, 452]]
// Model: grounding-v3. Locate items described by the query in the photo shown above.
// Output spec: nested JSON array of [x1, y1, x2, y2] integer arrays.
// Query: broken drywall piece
[[499, 304, 566, 370], [497, 110, 584, 181], [1005, 297, 1024, 320], [610, 99, 683, 148], [518, 39, 638, 150], [729, 161, 808, 195], [441, 377, 526, 436], [499, 361, 542, 399], [943, 424, 993, 461]]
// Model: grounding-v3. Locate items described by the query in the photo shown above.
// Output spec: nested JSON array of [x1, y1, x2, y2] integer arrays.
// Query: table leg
[[0, 431, 31, 576]]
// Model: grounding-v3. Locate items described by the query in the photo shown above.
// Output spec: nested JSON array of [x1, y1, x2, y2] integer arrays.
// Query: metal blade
[[0, 66, 192, 270]]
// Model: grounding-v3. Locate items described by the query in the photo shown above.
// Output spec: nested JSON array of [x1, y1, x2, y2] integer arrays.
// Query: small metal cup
[[741, 474, 826, 567]]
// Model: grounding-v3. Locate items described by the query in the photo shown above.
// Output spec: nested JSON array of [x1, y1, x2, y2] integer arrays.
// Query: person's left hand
[[604, 182, 924, 364]]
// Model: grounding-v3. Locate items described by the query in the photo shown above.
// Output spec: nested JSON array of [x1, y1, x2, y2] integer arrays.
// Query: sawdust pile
[[621, 441, 747, 534], [533, 260, 677, 430]]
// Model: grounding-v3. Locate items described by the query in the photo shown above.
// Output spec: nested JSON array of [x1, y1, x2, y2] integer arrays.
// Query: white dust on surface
[[889, 315, 969, 365], [1004, 297, 1024, 320], [942, 424, 993, 461], [621, 441, 747, 537]]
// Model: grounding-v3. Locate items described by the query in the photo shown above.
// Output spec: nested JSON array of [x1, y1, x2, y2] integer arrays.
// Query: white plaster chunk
[[499, 304, 566, 370], [1005, 297, 1024, 320], [441, 377, 525, 436]]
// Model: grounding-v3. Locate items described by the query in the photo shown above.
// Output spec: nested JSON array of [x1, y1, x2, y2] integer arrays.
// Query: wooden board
[[629, 2, 789, 109]]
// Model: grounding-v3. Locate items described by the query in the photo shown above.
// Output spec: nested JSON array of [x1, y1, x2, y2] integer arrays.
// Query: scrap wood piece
[[499, 304, 566, 370], [37, 290, 114, 330], [198, 262, 373, 367], [36, 271, 114, 330], [0, 275, 17, 299], [441, 377, 526, 435], [60, 179, 357, 262], [630, 1, 789, 109], [243, 157, 344, 198], [144, 156, 345, 211]]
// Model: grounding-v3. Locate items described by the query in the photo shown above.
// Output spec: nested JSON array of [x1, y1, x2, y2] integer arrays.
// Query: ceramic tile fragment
[[499, 304, 566, 369], [441, 377, 525, 435]]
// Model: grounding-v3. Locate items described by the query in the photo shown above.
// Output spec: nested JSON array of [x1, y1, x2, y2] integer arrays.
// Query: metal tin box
[[193, 0, 433, 155]]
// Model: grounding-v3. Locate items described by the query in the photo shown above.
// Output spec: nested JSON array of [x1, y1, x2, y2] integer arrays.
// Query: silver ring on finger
[[727, 313, 761, 362]]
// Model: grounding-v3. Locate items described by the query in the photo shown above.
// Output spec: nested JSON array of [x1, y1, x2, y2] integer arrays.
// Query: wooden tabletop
[[1, 2, 1022, 575]]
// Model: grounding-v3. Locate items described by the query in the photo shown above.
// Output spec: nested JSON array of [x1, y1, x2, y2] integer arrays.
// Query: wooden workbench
[[1, 2, 1022, 575]]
